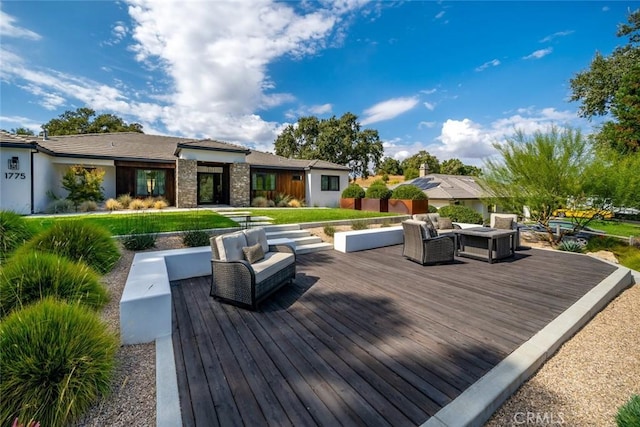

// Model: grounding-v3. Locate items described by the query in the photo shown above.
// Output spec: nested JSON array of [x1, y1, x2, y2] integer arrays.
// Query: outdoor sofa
[[210, 227, 295, 310], [402, 219, 456, 265]]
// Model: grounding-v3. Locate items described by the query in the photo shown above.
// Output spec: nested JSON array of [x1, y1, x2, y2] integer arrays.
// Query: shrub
[[404, 167, 419, 180], [391, 184, 428, 200], [370, 178, 387, 187], [323, 225, 336, 237], [105, 198, 123, 211], [617, 394, 640, 427], [586, 235, 624, 252], [61, 165, 105, 210], [365, 184, 392, 200], [44, 199, 74, 214], [428, 205, 438, 213], [341, 184, 365, 199], [288, 198, 303, 208], [153, 198, 168, 209], [351, 220, 369, 230], [129, 199, 146, 210], [0, 252, 108, 318], [142, 197, 156, 209], [116, 194, 132, 208], [557, 240, 584, 253], [0, 298, 118, 427], [252, 196, 269, 207], [122, 234, 156, 251], [438, 205, 483, 224], [0, 211, 35, 262], [274, 193, 293, 207], [382, 173, 389, 182], [183, 230, 210, 247], [21, 221, 120, 274], [78, 200, 98, 212]]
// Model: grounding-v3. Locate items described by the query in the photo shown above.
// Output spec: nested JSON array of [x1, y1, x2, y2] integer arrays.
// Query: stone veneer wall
[[230, 163, 250, 207], [176, 159, 197, 208]]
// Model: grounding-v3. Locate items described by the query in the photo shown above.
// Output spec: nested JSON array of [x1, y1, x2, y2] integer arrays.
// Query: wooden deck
[[171, 246, 616, 426]]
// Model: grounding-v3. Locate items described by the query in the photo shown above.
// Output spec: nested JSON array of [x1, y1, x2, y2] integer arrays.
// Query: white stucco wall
[[178, 148, 245, 163], [306, 169, 350, 207], [0, 147, 32, 214]]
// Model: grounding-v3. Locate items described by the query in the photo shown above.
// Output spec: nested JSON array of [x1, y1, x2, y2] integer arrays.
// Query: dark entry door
[[197, 173, 223, 204]]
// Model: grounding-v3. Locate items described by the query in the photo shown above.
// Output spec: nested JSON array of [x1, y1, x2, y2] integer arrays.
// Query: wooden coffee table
[[453, 227, 517, 263]]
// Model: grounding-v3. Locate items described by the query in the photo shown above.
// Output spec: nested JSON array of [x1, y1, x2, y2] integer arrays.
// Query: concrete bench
[[120, 246, 212, 345], [334, 226, 404, 253]]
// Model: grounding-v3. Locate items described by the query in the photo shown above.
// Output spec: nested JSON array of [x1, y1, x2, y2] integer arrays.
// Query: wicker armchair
[[402, 220, 455, 265], [210, 228, 296, 310]]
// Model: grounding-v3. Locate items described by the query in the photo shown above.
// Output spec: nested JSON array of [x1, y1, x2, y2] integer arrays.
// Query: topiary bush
[[391, 184, 427, 200], [428, 205, 438, 213], [0, 252, 108, 318], [0, 211, 35, 262], [617, 394, 640, 427], [438, 205, 483, 224], [365, 184, 392, 200], [183, 230, 210, 247], [20, 221, 120, 274], [341, 184, 365, 199], [0, 298, 118, 427]]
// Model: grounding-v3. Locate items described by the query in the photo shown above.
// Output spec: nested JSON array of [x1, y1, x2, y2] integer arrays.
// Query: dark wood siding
[[250, 168, 305, 203], [115, 160, 175, 205]]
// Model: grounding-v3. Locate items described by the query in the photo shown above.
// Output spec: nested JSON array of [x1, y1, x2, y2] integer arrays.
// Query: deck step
[[296, 242, 333, 254], [216, 211, 252, 216], [266, 229, 310, 240], [263, 224, 301, 233]]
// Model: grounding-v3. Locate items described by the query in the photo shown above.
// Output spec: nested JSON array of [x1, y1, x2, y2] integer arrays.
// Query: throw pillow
[[494, 217, 513, 230], [438, 217, 453, 230], [242, 242, 265, 264], [422, 218, 439, 238]]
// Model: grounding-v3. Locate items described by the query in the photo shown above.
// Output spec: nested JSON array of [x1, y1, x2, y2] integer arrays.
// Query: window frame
[[320, 175, 340, 191], [252, 172, 276, 191]]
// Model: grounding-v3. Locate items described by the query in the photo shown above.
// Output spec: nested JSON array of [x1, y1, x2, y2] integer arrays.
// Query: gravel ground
[[76, 232, 638, 426]]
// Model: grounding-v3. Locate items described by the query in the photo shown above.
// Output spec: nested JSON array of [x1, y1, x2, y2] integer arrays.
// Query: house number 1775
[[4, 173, 26, 179]]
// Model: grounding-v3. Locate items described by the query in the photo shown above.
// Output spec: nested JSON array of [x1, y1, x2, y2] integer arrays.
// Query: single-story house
[[0, 131, 350, 214], [394, 164, 492, 218]]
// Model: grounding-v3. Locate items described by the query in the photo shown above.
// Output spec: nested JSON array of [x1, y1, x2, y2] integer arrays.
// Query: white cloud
[[420, 88, 437, 95], [0, 11, 41, 40], [435, 11, 445, 19], [284, 103, 333, 119], [360, 96, 419, 125], [418, 121, 436, 129], [602, 6, 610, 11], [539, 30, 574, 43], [309, 103, 333, 114], [0, 115, 43, 134], [423, 101, 435, 111], [104, 22, 129, 45], [475, 59, 500, 72], [523, 47, 553, 60]]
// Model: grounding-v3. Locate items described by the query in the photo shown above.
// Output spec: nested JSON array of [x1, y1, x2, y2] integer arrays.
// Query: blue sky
[[0, 1, 635, 166]]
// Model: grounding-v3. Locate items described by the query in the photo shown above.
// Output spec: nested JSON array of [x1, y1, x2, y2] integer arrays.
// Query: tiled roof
[[0, 131, 38, 147], [397, 174, 485, 200], [246, 150, 349, 171], [176, 138, 249, 154]]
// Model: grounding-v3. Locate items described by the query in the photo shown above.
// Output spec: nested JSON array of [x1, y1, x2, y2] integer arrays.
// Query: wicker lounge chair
[[402, 219, 455, 265], [210, 228, 296, 310]]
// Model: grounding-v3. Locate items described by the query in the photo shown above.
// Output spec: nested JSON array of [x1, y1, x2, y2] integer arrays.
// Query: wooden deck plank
[[172, 246, 616, 426]]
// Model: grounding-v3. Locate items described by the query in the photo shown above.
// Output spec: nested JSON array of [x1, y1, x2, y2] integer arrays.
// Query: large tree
[[400, 150, 440, 179], [376, 156, 402, 175], [570, 9, 640, 153], [274, 113, 383, 179], [479, 127, 600, 244], [43, 107, 143, 136], [440, 158, 482, 176]]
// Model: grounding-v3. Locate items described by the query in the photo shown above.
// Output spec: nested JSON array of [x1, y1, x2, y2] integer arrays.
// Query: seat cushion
[[494, 216, 514, 230], [242, 242, 265, 264], [215, 231, 247, 261], [251, 252, 295, 284], [243, 227, 269, 254], [421, 219, 438, 238]]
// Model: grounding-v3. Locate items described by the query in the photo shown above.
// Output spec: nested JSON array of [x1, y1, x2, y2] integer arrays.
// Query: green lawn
[[589, 220, 640, 238], [247, 208, 400, 224]]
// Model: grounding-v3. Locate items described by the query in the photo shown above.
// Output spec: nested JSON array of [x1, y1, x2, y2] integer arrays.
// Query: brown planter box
[[361, 198, 389, 212], [340, 198, 362, 210], [388, 199, 428, 215]]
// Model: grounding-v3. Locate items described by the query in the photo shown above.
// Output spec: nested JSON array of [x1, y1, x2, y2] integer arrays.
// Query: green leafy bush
[[557, 240, 584, 253], [0, 298, 117, 427], [341, 184, 365, 199], [0, 252, 108, 317], [61, 165, 105, 209], [323, 225, 336, 237], [20, 221, 120, 274], [351, 220, 369, 230], [0, 211, 35, 262], [391, 184, 428, 200], [617, 394, 640, 427], [428, 205, 438, 213], [183, 230, 210, 247], [365, 184, 392, 200], [438, 205, 483, 224]]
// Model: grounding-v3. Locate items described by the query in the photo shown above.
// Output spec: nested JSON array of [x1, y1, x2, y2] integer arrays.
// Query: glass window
[[252, 172, 276, 191], [136, 169, 166, 197], [321, 175, 340, 191]]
